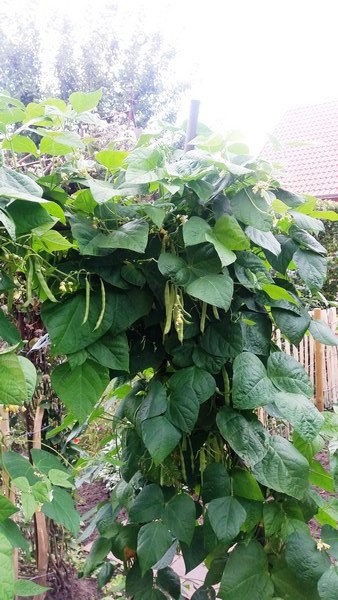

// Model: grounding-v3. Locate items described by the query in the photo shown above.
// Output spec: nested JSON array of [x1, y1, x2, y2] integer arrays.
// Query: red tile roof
[[261, 100, 338, 198]]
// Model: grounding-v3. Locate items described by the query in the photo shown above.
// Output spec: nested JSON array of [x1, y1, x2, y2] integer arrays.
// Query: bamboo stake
[[314, 307, 324, 412], [32, 399, 49, 600]]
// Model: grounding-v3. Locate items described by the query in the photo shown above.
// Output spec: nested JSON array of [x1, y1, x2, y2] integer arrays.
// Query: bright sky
[[5, 0, 338, 152]]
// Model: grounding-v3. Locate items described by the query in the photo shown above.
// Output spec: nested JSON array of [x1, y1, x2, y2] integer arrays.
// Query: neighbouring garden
[[0, 90, 338, 600]]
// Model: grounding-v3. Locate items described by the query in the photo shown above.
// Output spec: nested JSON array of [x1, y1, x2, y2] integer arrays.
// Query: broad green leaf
[[232, 352, 275, 409], [202, 463, 231, 503], [70, 89, 102, 112], [34, 230, 73, 252], [265, 234, 297, 274], [125, 562, 153, 598], [40, 136, 75, 156], [207, 496, 246, 544], [42, 487, 80, 536], [290, 226, 326, 255], [294, 249, 327, 291], [0, 352, 27, 405], [0, 519, 29, 553], [97, 562, 114, 590], [271, 557, 320, 600], [188, 179, 213, 202], [0, 107, 25, 125], [129, 484, 164, 523], [31, 481, 52, 504], [0, 532, 15, 600], [205, 231, 236, 267], [273, 392, 324, 440], [83, 536, 111, 577], [167, 388, 199, 433], [21, 492, 36, 521], [192, 346, 225, 374], [2, 135, 38, 156], [234, 251, 273, 288], [321, 525, 338, 560], [267, 351, 313, 398], [216, 407, 270, 467], [0, 310, 20, 345], [252, 435, 309, 499], [290, 211, 324, 233], [183, 216, 211, 246], [316, 501, 338, 528], [137, 522, 173, 575], [87, 332, 129, 372], [292, 431, 324, 461], [13, 580, 50, 596], [12, 477, 30, 493], [201, 320, 243, 359], [181, 526, 207, 574], [163, 493, 196, 545], [169, 366, 216, 404], [42, 288, 152, 354], [157, 567, 181, 600], [186, 274, 233, 311], [214, 215, 250, 250], [158, 253, 191, 285], [17, 356, 37, 401], [309, 459, 335, 492], [318, 566, 338, 600], [0, 166, 43, 200], [246, 227, 281, 255], [141, 204, 166, 228], [311, 210, 338, 221], [276, 188, 306, 207], [0, 496, 18, 522], [309, 319, 338, 346], [96, 149, 128, 172], [285, 531, 331, 587], [6, 200, 54, 236], [30, 448, 69, 475], [152, 541, 178, 571], [262, 283, 297, 304], [272, 307, 311, 345], [51, 360, 109, 421], [219, 540, 274, 600], [230, 188, 273, 232], [88, 179, 122, 203], [231, 468, 264, 501], [141, 416, 181, 465], [242, 311, 272, 355], [48, 469, 73, 489], [137, 380, 167, 422], [125, 147, 165, 184], [94, 220, 149, 253], [1, 451, 38, 485]]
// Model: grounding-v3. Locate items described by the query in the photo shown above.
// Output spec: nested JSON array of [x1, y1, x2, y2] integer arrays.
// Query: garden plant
[[0, 90, 338, 600]]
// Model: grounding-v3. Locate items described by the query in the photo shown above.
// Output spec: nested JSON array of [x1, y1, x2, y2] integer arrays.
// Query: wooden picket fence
[[274, 307, 338, 410]]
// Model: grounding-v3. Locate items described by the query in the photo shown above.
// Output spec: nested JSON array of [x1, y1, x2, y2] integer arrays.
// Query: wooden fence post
[[314, 307, 324, 411]]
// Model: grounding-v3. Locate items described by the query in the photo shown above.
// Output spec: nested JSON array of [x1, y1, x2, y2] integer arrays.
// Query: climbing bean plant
[[0, 90, 338, 599]]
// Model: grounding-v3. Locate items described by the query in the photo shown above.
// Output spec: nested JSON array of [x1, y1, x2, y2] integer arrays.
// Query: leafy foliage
[[0, 93, 337, 600]]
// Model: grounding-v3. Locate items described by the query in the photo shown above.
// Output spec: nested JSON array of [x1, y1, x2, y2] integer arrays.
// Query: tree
[[0, 16, 41, 104]]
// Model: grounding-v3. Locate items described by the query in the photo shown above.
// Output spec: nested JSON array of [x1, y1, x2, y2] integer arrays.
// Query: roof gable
[[261, 100, 338, 198]]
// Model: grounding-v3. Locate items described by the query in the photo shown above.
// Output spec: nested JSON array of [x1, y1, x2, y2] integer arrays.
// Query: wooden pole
[[314, 307, 324, 412], [184, 99, 200, 152], [32, 399, 49, 600]]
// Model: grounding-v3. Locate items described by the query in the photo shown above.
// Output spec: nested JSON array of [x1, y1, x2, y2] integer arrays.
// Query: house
[[261, 100, 338, 200]]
